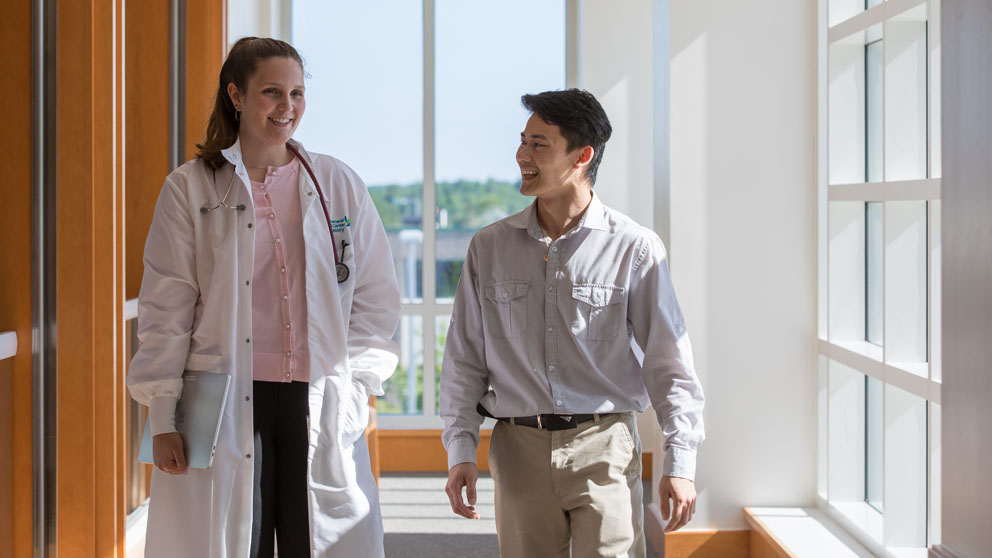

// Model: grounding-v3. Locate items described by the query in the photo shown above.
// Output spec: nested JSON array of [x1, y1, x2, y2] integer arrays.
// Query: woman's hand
[[152, 432, 188, 475]]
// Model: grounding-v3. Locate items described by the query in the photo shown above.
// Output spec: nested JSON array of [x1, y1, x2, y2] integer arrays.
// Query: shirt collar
[[511, 192, 609, 241], [220, 137, 244, 166], [221, 137, 311, 168]]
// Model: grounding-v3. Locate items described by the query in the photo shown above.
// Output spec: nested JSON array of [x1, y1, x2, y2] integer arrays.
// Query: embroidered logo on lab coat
[[330, 216, 350, 233]]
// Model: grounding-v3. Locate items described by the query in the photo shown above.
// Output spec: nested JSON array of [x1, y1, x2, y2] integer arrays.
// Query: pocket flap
[[186, 352, 223, 372], [571, 284, 625, 307], [485, 281, 529, 303]]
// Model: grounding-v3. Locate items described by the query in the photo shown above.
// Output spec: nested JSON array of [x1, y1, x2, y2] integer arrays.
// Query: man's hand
[[445, 462, 480, 519], [152, 432, 188, 475], [659, 475, 696, 532]]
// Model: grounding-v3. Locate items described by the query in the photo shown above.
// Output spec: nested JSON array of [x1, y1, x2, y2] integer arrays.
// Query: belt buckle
[[536, 415, 543, 430], [559, 415, 575, 430]]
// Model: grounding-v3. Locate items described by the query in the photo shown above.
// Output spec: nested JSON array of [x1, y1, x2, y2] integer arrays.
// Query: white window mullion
[[565, 0, 580, 88], [421, 0, 437, 419]]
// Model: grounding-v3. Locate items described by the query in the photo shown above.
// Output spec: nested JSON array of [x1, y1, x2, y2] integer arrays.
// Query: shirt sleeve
[[627, 234, 705, 480], [346, 182, 401, 396], [440, 239, 490, 469], [126, 175, 199, 435]]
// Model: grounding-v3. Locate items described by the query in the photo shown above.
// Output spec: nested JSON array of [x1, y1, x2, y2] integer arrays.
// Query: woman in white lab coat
[[127, 37, 401, 557]]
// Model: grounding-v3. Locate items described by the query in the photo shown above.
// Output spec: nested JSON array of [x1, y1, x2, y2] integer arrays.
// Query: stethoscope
[[200, 144, 350, 283]]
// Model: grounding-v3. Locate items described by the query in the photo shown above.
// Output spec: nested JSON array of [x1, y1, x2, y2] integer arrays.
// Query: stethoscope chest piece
[[335, 263, 350, 283]]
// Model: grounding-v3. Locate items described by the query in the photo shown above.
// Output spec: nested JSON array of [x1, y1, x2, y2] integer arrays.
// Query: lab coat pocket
[[334, 226, 356, 302], [483, 280, 529, 339], [570, 284, 626, 341], [340, 377, 370, 448]]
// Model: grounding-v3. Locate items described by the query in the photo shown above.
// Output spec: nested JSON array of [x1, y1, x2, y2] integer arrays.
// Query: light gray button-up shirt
[[440, 194, 705, 479]]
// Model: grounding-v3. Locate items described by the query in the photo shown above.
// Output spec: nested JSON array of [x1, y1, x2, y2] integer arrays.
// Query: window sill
[[745, 506, 875, 557], [818, 499, 931, 558], [125, 499, 149, 558]]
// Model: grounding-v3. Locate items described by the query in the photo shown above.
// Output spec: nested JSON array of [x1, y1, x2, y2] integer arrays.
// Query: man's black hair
[[521, 89, 613, 186]]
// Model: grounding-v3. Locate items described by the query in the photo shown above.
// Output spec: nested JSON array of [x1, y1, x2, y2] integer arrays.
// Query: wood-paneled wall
[[0, 0, 35, 556], [186, 0, 228, 160], [56, 0, 127, 555], [125, 0, 171, 300]]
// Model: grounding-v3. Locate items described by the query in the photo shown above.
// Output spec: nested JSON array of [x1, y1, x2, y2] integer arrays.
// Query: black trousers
[[250, 381, 311, 558]]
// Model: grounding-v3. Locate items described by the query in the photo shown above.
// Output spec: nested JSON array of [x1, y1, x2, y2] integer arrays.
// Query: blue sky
[[291, 0, 565, 186]]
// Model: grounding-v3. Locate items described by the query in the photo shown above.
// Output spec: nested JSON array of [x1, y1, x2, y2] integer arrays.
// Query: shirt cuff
[[149, 396, 179, 436], [663, 446, 697, 481], [446, 437, 479, 470]]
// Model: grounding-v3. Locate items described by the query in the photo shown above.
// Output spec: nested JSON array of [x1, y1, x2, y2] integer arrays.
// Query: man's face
[[516, 113, 587, 199]]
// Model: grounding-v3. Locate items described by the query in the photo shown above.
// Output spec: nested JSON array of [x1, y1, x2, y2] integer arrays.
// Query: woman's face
[[228, 56, 306, 150]]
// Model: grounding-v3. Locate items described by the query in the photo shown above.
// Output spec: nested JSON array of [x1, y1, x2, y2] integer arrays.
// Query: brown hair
[[195, 37, 305, 169]]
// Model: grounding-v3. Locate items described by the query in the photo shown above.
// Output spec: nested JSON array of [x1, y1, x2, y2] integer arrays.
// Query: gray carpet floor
[[380, 473, 660, 558]]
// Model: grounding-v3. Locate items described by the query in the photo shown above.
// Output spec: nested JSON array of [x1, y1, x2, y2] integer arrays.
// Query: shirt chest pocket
[[483, 281, 529, 339], [570, 284, 626, 341]]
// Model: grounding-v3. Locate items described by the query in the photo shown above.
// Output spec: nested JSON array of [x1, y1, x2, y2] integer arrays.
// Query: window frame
[[818, 0, 941, 553], [369, 0, 579, 429]]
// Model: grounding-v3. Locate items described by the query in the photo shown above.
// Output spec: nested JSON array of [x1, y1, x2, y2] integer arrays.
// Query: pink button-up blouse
[[249, 159, 310, 383]]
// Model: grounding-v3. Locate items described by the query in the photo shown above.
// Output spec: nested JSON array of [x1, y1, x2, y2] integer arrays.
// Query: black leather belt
[[477, 403, 611, 431]]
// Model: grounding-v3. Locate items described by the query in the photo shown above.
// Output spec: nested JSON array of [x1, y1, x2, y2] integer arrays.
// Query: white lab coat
[[127, 138, 401, 557]]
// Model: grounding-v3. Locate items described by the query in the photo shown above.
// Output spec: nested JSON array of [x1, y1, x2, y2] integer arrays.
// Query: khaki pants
[[488, 412, 645, 558]]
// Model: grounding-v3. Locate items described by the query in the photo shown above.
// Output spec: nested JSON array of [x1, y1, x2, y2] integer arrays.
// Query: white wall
[[939, 1, 992, 556], [228, 0, 291, 46], [579, 0, 818, 530], [665, 0, 817, 529], [576, 0, 665, 500], [580, 0, 656, 229]]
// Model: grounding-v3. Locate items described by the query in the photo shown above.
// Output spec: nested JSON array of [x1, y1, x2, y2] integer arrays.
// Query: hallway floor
[[380, 473, 660, 558]]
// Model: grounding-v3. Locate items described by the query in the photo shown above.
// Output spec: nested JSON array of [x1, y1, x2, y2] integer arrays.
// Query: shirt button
[[556, 400, 562, 406], [246, 338, 251, 343], [552, 247, 558, 252], [284, 373, 290, 378], [285, 324, 290, 329], [245, 396, 250, 401], [268, 213, 275, 219], [246, 453, 252, 459], [548, 286, 553, 291], [285, 351, 291, 357], [547, 326, 553, 332], [548, 365, 556, 371], [282, 295, 288, 300], [280, 267, 286, 273], [248, 223, 253, 229], [259, 184, 266, 190], [307, 191, 313, 196], [275, 238, 281, 243]]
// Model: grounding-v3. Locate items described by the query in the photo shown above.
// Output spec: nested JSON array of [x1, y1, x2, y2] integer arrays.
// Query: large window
[[819, 0, 940, 553], [293, 1, 568, 426]]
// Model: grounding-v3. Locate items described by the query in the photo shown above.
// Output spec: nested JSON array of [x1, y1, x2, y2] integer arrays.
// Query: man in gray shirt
[[440, 89, 705, 557]]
